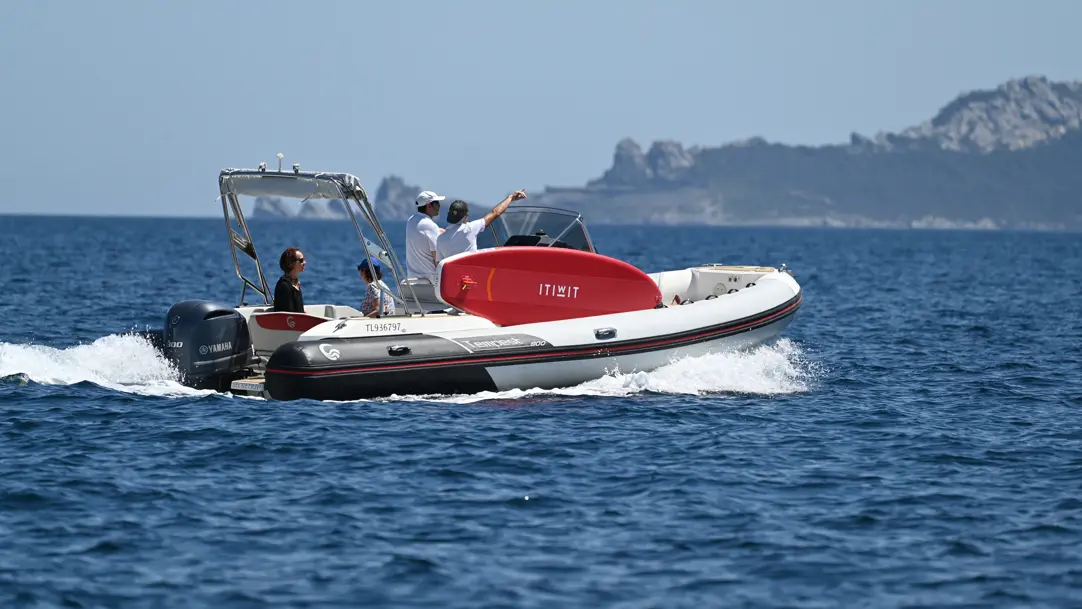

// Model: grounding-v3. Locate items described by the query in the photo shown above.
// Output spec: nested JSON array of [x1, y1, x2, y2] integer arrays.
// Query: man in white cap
[[404, 190, 445, 281]]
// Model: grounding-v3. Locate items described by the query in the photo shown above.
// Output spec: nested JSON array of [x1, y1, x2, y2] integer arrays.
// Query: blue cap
[[356, 258, 380, 270]]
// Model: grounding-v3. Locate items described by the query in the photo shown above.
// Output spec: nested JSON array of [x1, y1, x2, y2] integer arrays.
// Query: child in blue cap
[[357, 258, 395, 317]]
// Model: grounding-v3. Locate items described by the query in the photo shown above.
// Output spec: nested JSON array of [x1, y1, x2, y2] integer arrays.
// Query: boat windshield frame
[[477, 206, 598, 253]]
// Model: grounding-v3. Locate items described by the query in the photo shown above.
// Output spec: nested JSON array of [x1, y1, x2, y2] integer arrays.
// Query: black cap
[[446, 200, 469, 224]]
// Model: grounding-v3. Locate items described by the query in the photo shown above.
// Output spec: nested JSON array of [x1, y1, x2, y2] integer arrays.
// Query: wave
[[385, 338, 819, 404], [0, 334, 218, 398], [1, 334, 818, 404]]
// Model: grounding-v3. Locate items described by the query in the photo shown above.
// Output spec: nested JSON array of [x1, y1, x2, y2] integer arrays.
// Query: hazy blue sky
[[2, 0, 1080, 217]]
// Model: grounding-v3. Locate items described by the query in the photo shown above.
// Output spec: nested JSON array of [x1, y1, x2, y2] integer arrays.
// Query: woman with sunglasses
[[273, 247, 306, 313]]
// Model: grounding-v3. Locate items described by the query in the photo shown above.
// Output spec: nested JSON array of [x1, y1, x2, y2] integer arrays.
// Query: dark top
[[273, 275, 304, 313]]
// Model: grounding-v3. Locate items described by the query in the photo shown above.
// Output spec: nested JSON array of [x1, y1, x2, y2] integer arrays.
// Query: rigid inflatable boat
[[142, 160, 802, 401]]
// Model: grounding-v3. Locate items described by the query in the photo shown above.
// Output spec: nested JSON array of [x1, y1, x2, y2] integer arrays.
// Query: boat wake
[[390, 338, 819, 404], [0, 335, 818, 403], [0, 334, 218, 398]]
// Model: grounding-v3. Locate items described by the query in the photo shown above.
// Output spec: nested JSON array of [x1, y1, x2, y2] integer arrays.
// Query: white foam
[[0, 334, 219, 398], [581, 337, 815, 397], [1, 334, 817, 404], [381, 338, 818, 404]]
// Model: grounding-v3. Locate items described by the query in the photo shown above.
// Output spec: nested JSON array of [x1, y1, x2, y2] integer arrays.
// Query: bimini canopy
[[218, 168, 368, 201]]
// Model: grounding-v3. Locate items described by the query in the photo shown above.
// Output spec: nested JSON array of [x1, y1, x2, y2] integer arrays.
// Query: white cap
[[415, 191, 446, 206]]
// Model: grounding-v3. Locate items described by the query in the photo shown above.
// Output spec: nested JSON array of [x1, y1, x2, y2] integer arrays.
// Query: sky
[[2, 0, 1081, 217]]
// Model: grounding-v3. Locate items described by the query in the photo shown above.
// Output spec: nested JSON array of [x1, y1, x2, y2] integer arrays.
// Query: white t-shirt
[[437, 218, 488, 261], [405, 212, 441, 281]]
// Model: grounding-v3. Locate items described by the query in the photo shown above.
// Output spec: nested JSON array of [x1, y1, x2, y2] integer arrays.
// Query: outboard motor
[[162, 300, 254, 391]]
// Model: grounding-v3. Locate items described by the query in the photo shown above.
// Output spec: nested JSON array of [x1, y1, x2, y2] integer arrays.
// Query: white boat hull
[[486, 312, 796, 392], [259, 266, 802, 400]]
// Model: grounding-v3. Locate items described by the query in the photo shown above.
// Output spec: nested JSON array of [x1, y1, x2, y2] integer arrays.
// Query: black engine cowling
[[162, 300, 254, 390]]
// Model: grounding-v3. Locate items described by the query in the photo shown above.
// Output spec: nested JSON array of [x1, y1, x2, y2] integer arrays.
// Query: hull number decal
[[365, 322, 403, 333]]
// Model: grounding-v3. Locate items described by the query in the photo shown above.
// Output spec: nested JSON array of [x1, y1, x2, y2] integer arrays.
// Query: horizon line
[[0, 212, 1076, 234]]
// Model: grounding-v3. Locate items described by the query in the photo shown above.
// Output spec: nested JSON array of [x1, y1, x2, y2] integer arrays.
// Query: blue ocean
[[2, 214, 1081, 608]]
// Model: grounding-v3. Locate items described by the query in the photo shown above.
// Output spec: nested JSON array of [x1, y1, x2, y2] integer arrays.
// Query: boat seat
[[397, 278, 446, 313], [687, 266, 770, 300], [246, 308, 339, 362], [649, 269, 693, 305], [306, 305, 334, 318]]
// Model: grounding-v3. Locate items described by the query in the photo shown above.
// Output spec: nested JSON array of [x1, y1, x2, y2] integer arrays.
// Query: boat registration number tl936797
[[365, 322, 403, 333]]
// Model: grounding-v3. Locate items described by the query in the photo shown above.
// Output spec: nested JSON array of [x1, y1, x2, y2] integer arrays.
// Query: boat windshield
[[476, 206, 596, 253]]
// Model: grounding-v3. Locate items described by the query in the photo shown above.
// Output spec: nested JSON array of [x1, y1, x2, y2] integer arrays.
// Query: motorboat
[[141, 161, 803, 401]]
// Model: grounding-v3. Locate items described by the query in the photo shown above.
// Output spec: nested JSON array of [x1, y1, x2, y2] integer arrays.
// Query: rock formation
[[887, 75, 1082, 153], [246, 75, 1082, 230], [531, 75, 1082, 229], [251, 196, 293, 218], [297, 199, 349, 220]]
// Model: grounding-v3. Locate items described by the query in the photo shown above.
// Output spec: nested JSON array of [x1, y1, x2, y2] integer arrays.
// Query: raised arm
[[483, 189, 527, 227]]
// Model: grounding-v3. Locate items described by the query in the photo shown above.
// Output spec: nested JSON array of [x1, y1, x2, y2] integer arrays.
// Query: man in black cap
[[436, 189, 526, 261]]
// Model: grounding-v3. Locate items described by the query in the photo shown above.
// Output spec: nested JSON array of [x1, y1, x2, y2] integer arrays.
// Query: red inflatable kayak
[[437, 247, 662, 326]]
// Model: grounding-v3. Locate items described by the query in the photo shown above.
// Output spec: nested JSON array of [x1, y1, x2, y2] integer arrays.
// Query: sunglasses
[[295, 257, 306, 263]]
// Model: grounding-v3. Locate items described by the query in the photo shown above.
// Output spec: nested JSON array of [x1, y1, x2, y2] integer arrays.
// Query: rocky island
[[253, 75, 1082, 230]]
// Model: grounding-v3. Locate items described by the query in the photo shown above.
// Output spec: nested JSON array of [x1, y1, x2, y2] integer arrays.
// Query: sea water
[[1, 215, 1080, 607]]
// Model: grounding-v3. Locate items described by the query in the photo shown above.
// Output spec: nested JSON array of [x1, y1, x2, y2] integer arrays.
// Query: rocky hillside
[[877, 76, 1082, 153], [254, 75, 1082, 229]]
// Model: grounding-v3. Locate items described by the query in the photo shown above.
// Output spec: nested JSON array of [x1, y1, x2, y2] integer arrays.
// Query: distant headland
[[253, 75, 1082, 230]]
